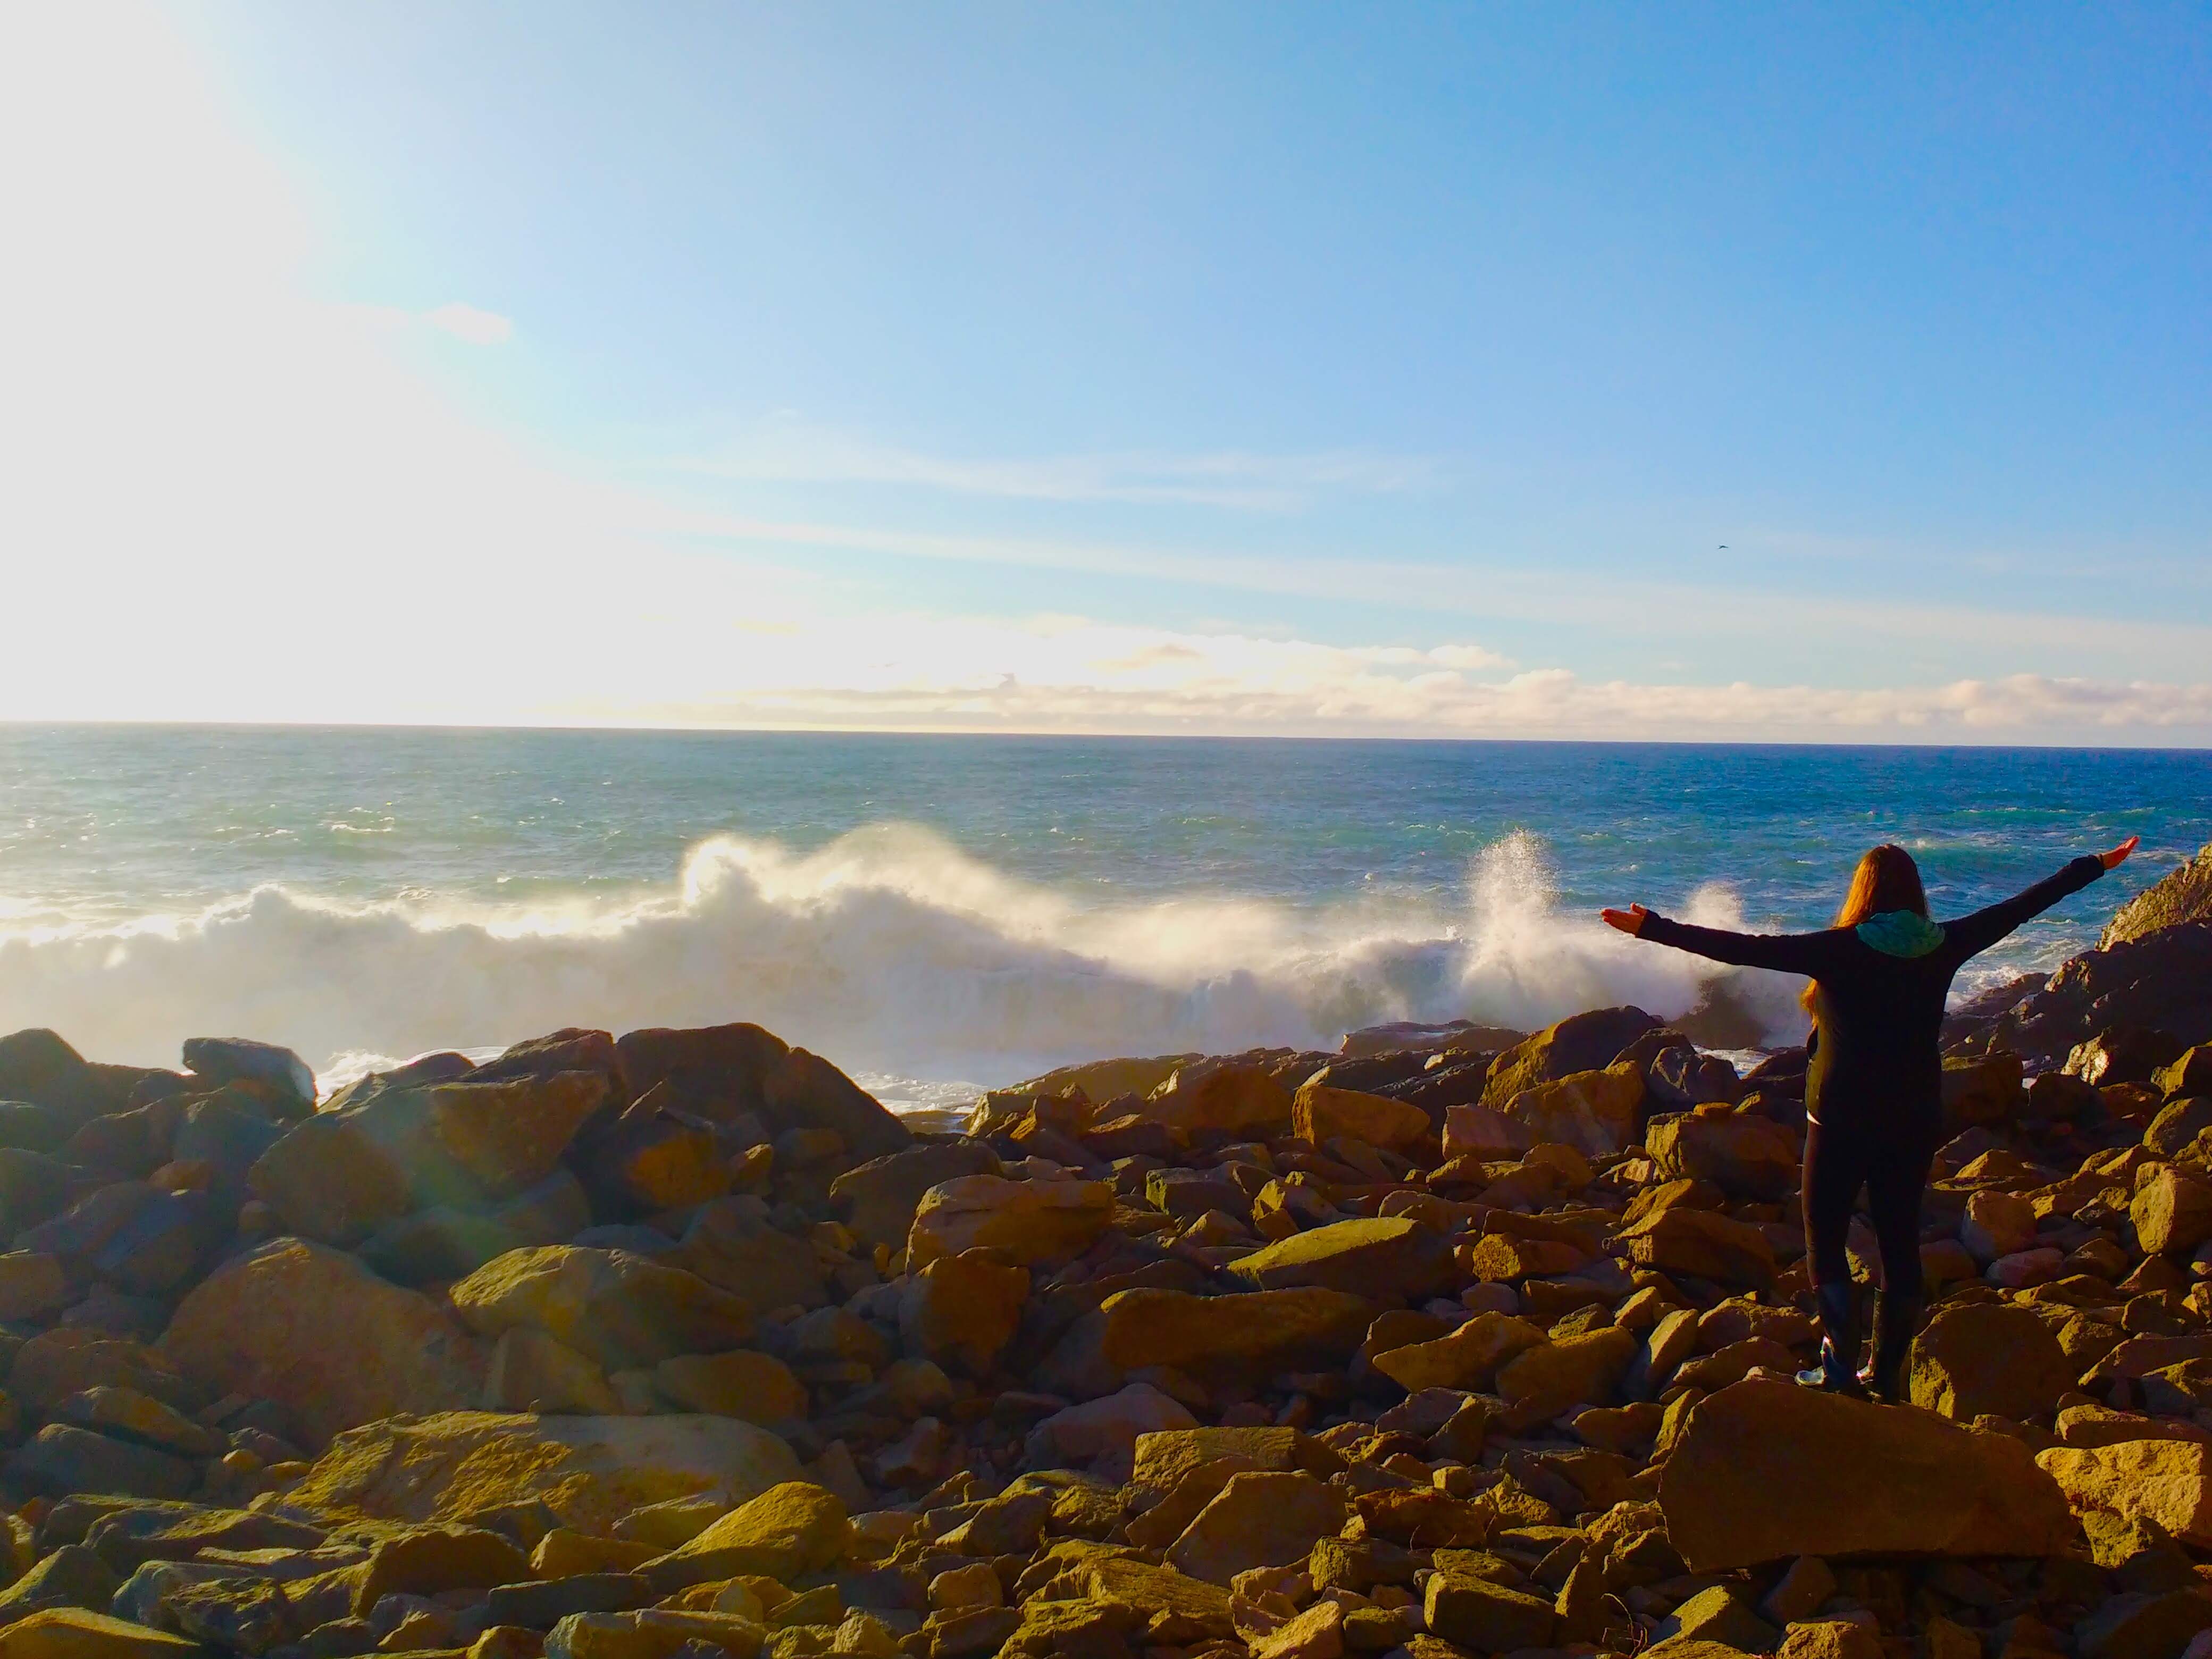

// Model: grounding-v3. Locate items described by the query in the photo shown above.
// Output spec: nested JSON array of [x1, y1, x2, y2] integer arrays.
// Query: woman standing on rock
[[1601, 835, 2139, 1401]]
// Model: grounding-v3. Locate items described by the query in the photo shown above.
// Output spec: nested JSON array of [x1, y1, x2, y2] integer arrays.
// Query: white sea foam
[[0, 825, 1800, 1089]]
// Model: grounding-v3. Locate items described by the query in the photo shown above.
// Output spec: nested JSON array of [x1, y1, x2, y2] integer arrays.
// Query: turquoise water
[[0, 726, 2201, 1098]]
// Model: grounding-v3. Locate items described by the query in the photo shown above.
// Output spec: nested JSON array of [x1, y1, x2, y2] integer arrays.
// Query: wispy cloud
[[676, 419, 1433, 510], [425, 302, 513, 345]]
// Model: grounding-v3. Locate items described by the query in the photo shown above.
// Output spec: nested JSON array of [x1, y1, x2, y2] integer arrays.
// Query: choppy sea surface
[[0, 726, 2202, 1110]]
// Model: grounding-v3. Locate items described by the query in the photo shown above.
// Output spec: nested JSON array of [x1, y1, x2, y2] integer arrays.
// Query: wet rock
[[162, 1237, 485, 1444], [1659, 1378, 2075, 1568]]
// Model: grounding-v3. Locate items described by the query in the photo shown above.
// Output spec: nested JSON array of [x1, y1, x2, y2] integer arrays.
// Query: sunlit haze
[[5, 4, 2208, 741]]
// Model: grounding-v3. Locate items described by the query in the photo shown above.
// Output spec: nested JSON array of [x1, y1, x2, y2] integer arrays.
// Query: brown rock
[[2104, 840, 2212, 948], [651, 1350, 807, 1424], [1292, 1081, 1430, 1153], [449, 1246, 752, 1371], [1227, 1218, 1453, 1302], [161, 1237, 483, 1444], [2133, 1166, 2212, 1256], [905, 1176, 1115, 1268], [1370, 1312, 1547, 1393], [1500, 1063, 1646, 1158], [1908, 1302, 2076, 1423], [898, 1251, 1029, 1374], [1163, 1470, 1346, 1587], [1620, 1205, 1777, 1289], [1145, 1066, 1294, 1137], [2038, 1442, 2212, 1547], [1043, 1286, 1375, 1397], [1647, 1109, 1800, 1201], [1496, 1327, 1638, 1421], [1659, 1378, 2075, 1568], [641, 1481, 848, 1590], [1423, 1573, 1557, 1653], [1481, 1008, 1661, 1108], [482, 1328, 623, 1415], [282, 1410, 802, 1535], [828, 1142, 1000, 1252]]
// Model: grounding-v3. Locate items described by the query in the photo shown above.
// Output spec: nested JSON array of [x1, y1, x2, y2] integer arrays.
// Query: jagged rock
[[905, 1176, 1115, 1268], [2106, 841, 2212, 946], [1291, 1080, 1430, 1153], [1648, 1109, 1799, 1201], [1042, 1287, 1375, 1398], [1659, 1379, 2075, 1568], [1994, 923, 2212, 1068], [180, 1037, 316, 1112], [1908, 1302, 2076, 1422], [1226, 1218, 1453, 1302], [1482, 1008, 1660, 1108], [616, 1023, 910, 1159], [449, 1246, 752, 1371], [162, 1237, 484, 1443], [283, 1411, 801, 1535]]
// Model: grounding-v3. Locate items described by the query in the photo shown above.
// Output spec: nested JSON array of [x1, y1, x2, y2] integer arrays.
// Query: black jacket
[[1638, 856, 2105, 1128]]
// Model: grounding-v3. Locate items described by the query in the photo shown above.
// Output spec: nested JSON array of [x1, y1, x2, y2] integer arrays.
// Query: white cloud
[[678, 418, 1432, 510], [425, 302, 514, 345]]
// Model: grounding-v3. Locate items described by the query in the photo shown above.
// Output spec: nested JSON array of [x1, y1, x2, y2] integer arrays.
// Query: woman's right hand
[[1601, 904, 1649, 936], [2100, 835, 2141, 870]]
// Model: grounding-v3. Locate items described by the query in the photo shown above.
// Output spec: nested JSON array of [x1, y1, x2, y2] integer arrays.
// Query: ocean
[[1, 726, 2202, 1110]]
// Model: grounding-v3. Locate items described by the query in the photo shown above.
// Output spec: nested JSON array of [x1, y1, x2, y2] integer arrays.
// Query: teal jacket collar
[[1856, 909, 1945, 958]]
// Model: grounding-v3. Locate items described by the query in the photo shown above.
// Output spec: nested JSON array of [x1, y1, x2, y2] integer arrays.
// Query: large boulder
[[161, 1237, 484, 1444], [1618, 1205, 1776, 1289], [1162, 1470, 1346, 1586], [180, 1036, 316, 1112], [1648, 1109, 1800, 1201], [281, 1410, 801, 1535], [1225, 1218, 1454, 1302], [1143, 1066, 1293, 1137], [899, 1250, 1029, 1375], [2105, 841, 2212, 948], [1499, 1063, 1646, 1157], [905, 1176, 1115, 1268], [1042, 1287, 1375, 1398], [247, 1070, 609, 1246], [2038, 1441, 2212, 1547], [1291, 1080, 1432, 1153], [639, 1481, 847, 1591], [1908, 1302, 2077, 1423], [615, 1024, 910, 1159], [2133, 1166, 2212, 1257], [1990, 923, 2212, 1068], [0, 1029, 132, 1130], [448, 1246, 753, 1371], [1658, 1378, 2075, 1569], [1482, 1008, 1661, 1109]]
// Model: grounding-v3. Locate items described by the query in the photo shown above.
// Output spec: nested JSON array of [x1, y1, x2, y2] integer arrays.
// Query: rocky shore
[[0, 848, 2208, 1659]]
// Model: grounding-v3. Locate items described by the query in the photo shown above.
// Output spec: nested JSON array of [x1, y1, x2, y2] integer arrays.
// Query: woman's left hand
[[2100, 835, 2141, 870], [1601, 904, 1649, 936]]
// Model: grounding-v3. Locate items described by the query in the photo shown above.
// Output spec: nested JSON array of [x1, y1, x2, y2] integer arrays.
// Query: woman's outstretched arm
[[1602, 903, 1847, 975], [1941, 837, 2137, 963]]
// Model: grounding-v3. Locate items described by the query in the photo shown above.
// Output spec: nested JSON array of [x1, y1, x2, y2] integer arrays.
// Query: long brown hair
[[1802, 843, 1929, 1016]]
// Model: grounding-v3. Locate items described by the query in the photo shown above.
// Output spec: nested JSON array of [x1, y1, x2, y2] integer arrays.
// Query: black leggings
[[1802, 1112, 1939, 1296]]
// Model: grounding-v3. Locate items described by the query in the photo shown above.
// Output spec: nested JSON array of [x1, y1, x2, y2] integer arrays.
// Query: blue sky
[[5, 4, 2209, 738]]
